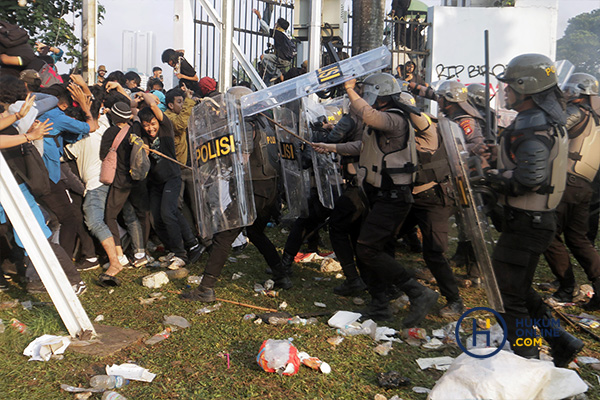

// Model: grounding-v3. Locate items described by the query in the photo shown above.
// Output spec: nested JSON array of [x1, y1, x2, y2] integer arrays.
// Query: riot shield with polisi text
[[188, 94, 256, 239], [439, 116, 504, 312]]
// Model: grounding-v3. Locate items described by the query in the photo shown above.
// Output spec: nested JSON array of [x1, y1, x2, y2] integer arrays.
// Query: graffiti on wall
[[435, 63, 507, 80]]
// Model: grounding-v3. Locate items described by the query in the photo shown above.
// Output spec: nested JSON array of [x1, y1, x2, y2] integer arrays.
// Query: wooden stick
[[143, 144, 193, 170], [215, 297, 278, 313], [552, 305, 600, 342], [259, 113, 313, 146]]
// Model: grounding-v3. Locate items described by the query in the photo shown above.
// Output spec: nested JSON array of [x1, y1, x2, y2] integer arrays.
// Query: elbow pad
[[512, 138, 550, 188]]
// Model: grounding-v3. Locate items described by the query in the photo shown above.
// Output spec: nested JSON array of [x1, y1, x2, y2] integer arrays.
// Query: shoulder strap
[[111, 125, 129, 150]]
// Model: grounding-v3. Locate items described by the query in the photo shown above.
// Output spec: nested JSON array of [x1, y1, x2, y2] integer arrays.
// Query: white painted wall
[[427, 0, 559, 86]]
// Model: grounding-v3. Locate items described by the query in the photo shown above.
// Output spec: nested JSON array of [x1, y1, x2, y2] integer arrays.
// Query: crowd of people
[[0, 14, 598, 371]]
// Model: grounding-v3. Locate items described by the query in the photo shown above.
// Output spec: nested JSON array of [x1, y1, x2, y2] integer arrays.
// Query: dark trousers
[[246, 179, 281, 269], [26, 241, 81, 285], [105, 184, 149, 248], [68, 190, 96, 259], [356, 184, 413, 297], [544, 177, 600, 286], [329, 185, 368, 282], [283, 189, 332, 257], [150, 177, 195, 261], [400, 186, 460, 303], [39, 180, 82, 258], [203, 179, 283, 288], [493, 207, 556, 357]]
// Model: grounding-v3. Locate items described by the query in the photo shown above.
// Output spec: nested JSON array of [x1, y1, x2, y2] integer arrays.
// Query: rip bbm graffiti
[[436, 63, 506, 80]]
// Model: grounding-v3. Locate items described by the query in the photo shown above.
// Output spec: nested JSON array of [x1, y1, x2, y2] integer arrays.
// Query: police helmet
[[563, 72, 599, 98], [467, 83, 486, 107], [496, 53, 557, 95], [362, 73, 402, 106], [396, 92, 417, 108], [436, 81, 468, 103], [226, 86, 253, 102]]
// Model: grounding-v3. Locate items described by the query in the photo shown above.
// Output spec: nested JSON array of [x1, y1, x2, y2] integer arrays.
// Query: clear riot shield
[[439, 117, 504, 312], [301, 97, 343, 209], [555, 59, 575, 90], [188, 94, 256, 239], [239, 46, 391, 118], [273, 106, 310, 220]]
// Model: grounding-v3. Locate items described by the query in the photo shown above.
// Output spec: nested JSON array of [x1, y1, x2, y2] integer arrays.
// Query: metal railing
[[193, 0, 294, 85]]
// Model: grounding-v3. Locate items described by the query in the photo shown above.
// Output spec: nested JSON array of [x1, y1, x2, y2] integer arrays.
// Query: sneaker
[[159, 252, 175, 263], [72, 281, 87, 296], [132, 255, 149, 268], [168, 256, 186, 270], [0, 275, 9, 292], [26, 281, 46, 294], [76, 258, 100, 271]]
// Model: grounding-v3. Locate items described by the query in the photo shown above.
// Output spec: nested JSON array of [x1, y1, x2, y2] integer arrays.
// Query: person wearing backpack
[[0, 21, 44, 77], [252, 9, 296, 85]]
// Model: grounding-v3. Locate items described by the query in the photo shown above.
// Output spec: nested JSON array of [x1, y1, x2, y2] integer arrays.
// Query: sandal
[[98, 273, 121, 287]]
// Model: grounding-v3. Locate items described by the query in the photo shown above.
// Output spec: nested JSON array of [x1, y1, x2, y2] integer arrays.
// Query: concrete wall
[[427, 0, 558, 87]]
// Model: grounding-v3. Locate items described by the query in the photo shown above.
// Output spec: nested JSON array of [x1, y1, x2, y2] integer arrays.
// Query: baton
[[551, 304, 600, 343], [259, 112, 313, 145], [143, 144, 193, 170]]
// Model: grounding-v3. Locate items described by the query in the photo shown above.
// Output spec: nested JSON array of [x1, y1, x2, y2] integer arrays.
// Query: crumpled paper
[[23, 334, 70, 361], [105, 363, 156, 382]]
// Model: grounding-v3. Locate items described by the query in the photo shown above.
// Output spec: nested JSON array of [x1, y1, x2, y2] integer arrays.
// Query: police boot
[[539, 310, 584, 367], [551, 284, 576, 303], [181, 273, 217, 302], [333, 276, 367, 296], [399, 278, 439, 328], [451, 241, 470, 268], [271, 263, 292, 290], [583, 277, 600, 311], [359, 291, 393, 321]]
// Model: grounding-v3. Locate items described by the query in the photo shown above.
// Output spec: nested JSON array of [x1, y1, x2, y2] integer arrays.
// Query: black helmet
[[436, 81, 468, 103], [496, 53, 557, 95], [362, 73, 402, 106], [467, 83, 486, 107], [563, 72, 599, 98]]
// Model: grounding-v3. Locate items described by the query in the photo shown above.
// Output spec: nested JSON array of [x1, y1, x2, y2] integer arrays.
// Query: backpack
[[129, 134, 150, 180], [38, 63, 63, 88], [276, 32, 297, 61], [0, 21, 29, 49]]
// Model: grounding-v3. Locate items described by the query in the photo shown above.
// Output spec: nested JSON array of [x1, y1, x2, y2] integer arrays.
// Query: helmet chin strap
[[507, 89, 525, 110]]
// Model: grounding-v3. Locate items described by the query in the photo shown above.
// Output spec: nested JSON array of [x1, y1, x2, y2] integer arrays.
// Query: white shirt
[[65, 113, 110, 194]]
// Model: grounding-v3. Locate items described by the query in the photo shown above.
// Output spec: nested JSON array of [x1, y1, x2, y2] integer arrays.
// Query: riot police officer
[[347, 73, 439, 327], [467, 83, 497, 142], [396, 91, 465, 317], [544, 73, 600, 306], [487, 53, 583, 366], [182, 86, 288, 302]]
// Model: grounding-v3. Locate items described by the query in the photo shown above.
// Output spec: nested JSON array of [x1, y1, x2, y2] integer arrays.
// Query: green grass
[[0, 224, 599, 400]]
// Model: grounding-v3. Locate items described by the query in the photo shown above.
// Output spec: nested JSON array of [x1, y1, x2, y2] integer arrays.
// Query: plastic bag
[[256, 339, 300, 376]]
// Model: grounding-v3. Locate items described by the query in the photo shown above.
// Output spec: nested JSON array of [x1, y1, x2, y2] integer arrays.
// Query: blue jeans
[[122, 200, 145, 253], [83, 185, 112, 242]]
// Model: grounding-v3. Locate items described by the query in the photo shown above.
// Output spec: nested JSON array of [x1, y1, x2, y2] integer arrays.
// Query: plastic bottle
[[102, 391, 128, 400], [90, 375, 129, 389], [187, 275, 202, 285], [0, 319, 4, 334], [166, 268, 189, 279], [144, 327, 172, 345], [268, 316, 290, 325], [196, 303, 222, 315]]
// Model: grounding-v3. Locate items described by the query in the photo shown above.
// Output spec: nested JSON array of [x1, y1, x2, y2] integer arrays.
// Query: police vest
[[567, 102, 600, 182], [497, 109, 568, 211], [359, 109, 417, 188], [414, 114, 451, 185], [249, 116, 279, 181]]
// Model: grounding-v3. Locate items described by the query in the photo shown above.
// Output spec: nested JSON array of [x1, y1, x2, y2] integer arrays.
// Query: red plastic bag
[[257, 339, 300, 376]]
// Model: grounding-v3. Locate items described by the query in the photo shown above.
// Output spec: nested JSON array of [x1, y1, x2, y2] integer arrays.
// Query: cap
[[98, 65, 107, 72], [110, 101, 132, 124], [276, 18, 289, 30], [199, 77, 217, 96], [19, 69, 41, 85]]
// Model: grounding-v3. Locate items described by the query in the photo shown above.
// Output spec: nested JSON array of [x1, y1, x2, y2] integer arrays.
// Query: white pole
[[0, 153, 95, 338], [220, 0, 234, 91], [308, 0, 322, 72], [82, 0, 97, 84]]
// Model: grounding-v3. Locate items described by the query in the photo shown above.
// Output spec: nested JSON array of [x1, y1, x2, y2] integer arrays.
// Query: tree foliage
[[0, 0, 104, 66], [557, 9, 600, 76]]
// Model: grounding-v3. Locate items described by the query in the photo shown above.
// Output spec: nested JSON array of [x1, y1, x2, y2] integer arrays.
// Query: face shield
[[562, 83, 582, 101], [360, 81, 380, 106]]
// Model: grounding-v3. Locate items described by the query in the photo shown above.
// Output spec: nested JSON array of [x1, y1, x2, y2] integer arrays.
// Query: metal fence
[[193, 0, 294, 84]]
